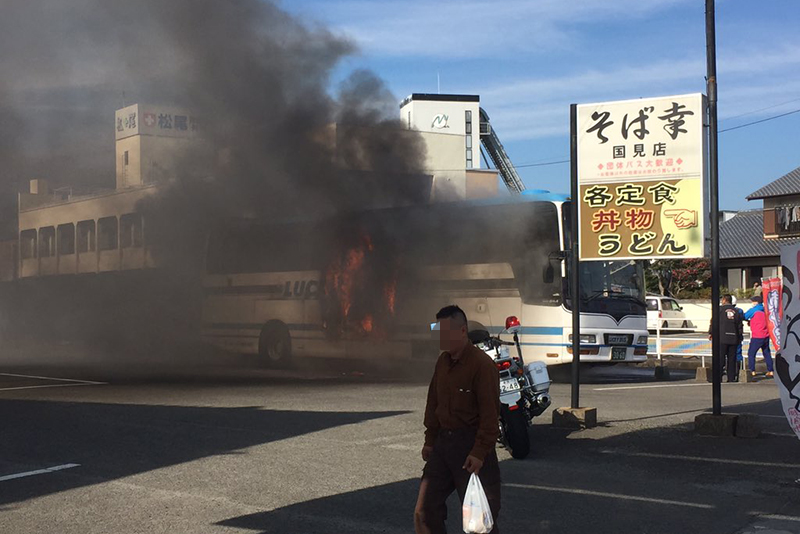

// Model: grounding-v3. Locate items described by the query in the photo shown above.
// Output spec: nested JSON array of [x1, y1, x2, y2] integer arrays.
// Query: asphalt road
[[1, 351, 799, 534]]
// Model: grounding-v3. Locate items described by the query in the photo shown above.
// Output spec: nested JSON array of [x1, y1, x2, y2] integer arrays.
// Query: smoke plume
[[0, 0, 432, 355]]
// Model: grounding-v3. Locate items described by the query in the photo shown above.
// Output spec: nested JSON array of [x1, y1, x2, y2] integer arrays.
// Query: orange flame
[[324, 232, 398, 338], [385, 278, 397, 315], [361, 314, 373, 333]]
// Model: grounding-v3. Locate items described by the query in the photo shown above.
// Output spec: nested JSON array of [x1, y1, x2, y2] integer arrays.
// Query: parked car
[[646, 295, 690, 332]]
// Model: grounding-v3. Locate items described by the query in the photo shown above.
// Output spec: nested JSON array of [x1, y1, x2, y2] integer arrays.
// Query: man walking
[[415, 305, 501, 534], [745, 295, 775, 378], [709, 295, 743, 383]]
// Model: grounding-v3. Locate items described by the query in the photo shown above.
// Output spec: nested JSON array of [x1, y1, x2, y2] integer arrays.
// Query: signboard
[[778, 245, 800, 440], [115, 104, 199, 141], [576, 93, 706, 260]]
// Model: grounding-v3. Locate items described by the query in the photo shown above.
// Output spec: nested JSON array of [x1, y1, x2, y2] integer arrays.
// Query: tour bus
[[201, 192, 649, 366]]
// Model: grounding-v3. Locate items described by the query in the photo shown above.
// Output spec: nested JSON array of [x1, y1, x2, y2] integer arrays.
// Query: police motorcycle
[[469, 316, 552, 459]]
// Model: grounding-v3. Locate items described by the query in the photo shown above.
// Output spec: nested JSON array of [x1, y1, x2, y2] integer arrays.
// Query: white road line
[[0, 383, 105, 392], [601, 450, 800, 469], [354, 433, 418, 445], [0, 372, 106, 385], [0, 463, 80, 482], [594, 383, 709, 391], [505, 483, 714, 509], [762, 515, 800, 522]]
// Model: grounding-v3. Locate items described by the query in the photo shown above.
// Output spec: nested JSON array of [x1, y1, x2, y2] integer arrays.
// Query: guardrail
[[649, 316, 774, 368]]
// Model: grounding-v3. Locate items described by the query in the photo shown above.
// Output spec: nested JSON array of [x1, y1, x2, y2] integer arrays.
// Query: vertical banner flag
[[778, 244, 800, 440], [762, 277, 782, 351], [576, 94, 707, 261]]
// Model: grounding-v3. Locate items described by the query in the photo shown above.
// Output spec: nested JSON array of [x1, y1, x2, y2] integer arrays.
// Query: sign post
[[706, 0, 722, 417], [570, 93, 707, 422], [570, 104, 581, 410]]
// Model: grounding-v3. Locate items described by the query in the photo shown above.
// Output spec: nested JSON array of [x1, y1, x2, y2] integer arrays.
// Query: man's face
[[438, 317, 467, 353]]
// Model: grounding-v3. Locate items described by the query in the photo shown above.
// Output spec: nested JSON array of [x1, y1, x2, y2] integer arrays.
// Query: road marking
[[354, 433, 418, 445], [0, 372, 106, 385], [0, 463, 80, 482], [505, 483, 714, 509], [0, 383, 103, 392], [593, 383, 709, 391], [761, 515, 800, 522], [601, 450, 800, 469], [383, 444, 417, 450]]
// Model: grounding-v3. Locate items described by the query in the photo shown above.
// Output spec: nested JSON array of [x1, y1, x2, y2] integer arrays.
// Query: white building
[[400, 93, 501, 201]]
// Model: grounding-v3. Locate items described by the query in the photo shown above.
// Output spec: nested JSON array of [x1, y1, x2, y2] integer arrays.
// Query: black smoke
[[0, 0, 430, 356]]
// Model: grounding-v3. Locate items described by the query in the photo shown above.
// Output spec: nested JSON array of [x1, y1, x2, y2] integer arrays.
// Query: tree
[[646, 258, 710, 297]]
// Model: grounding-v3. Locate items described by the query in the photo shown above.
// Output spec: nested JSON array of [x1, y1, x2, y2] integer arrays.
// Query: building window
[[120, 213, 143, 249], [20, 229, 37, 259], [58, 223, 75, 255], [98, 216, 118, 251], [465, 110, 473, 169], [39, 227, 56, 258], [124, 150, 129, 165], [77, 220, 96, 253]]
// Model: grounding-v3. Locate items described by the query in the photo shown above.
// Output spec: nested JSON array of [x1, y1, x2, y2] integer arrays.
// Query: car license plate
[[611, 347, 627, 361], [608, 334, 629, 345], [500, 379, 520, 393]]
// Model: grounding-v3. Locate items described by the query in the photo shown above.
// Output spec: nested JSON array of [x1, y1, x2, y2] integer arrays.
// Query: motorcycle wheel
[[502, 407, 530, 459]]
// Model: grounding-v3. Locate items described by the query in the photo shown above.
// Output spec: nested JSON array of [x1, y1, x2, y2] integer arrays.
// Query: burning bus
[[201, 191, 649, 366]]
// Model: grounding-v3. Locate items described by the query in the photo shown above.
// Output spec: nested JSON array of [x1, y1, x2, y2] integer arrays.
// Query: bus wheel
[[259, 321, 292, 367]]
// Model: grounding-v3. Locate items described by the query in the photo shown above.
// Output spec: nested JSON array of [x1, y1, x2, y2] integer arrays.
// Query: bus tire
[[259, 321, 292, 367], [502, 406, 530, 459]]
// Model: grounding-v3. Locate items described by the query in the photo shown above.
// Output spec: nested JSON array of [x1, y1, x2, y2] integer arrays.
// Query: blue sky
[[284, 0, 800, 211]]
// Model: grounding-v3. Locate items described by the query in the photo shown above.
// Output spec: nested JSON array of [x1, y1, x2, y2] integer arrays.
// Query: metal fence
[[649, 316, 774, 368]]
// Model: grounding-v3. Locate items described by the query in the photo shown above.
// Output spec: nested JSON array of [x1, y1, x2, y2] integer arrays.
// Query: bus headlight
[[637, 335, 649, 345], [568, 334, 597, 344]]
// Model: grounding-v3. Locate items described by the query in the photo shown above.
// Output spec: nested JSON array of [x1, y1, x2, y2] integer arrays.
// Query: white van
[[646, 295, 689, 331]]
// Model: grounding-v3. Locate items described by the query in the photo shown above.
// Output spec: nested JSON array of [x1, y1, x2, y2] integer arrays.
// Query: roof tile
[[720, 210, 800, 259], [747, 166, 800, 199]]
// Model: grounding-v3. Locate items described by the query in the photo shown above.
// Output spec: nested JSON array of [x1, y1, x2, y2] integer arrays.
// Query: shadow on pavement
[[548, 363, 696, 385], [0, 399, 409, 507], [217, 398, 800, 534]]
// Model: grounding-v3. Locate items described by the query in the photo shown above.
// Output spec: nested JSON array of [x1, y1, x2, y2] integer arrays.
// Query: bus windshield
[[561, 203, 646, 316]]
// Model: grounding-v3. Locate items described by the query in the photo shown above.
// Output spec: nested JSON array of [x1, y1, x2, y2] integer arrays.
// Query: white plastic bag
[[462, 472, 494, 533]]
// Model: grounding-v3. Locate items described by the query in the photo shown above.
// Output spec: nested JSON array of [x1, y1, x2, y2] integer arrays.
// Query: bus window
[[120, 213, 143, 248], [20, 229, 37, 259], [77, 220, 96, 253], [98, 217, 118, 251], [39, 227, 56, 258], [58, 223, 75, 255]]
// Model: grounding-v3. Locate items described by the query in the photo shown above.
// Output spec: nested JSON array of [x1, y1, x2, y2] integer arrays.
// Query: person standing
[[744, 295, 775, 378], [709, 295, 743, 383], [415, 305, 501, 534], [752, 282, 762, 297]]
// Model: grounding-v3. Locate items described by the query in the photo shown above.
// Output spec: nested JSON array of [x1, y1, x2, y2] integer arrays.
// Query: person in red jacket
[[745, 295, 775, 377]]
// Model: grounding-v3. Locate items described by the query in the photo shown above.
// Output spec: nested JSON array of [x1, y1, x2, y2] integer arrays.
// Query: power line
[[719, 107, 800, 133], [721, 96, 800, 122], [426, 105, 800, 172]]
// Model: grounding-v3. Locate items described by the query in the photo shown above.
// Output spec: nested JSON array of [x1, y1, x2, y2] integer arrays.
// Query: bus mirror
[[543, 264, 554, 284]]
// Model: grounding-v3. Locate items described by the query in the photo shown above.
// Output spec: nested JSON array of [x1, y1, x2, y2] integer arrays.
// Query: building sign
[[115, 104, 199, 141], [576, 93, 706, 260], [431, 113, 450, 129], [777, 244, 800, 441]]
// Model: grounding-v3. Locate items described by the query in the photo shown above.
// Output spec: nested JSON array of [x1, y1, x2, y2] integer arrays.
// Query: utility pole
[[706, 0, 722, 415], [570, 103, 581, 410]]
